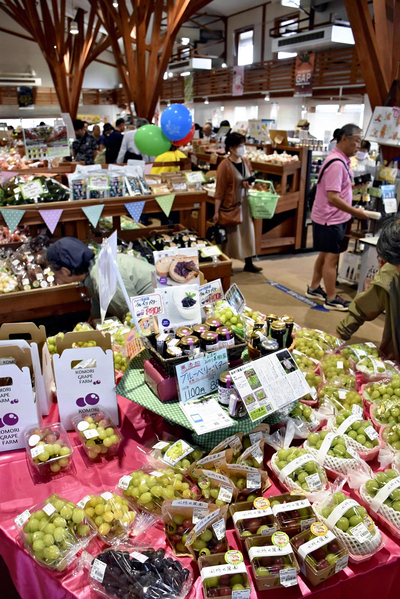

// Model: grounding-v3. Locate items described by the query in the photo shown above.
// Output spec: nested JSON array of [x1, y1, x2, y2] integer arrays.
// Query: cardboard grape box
[[245, 534, 300, 591]]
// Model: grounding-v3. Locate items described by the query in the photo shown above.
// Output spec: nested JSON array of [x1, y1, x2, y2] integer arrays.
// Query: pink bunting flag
[[38, 209, 63, 234]]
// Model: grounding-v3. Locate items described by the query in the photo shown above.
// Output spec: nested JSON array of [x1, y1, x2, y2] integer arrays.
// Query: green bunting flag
[[82, 204, 105, 228], [0, 209, 25, 232], [155, 194, 175, 218]]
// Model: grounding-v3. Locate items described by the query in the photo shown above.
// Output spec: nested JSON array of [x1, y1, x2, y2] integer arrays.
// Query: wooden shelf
[[250, 161, 301, 175]]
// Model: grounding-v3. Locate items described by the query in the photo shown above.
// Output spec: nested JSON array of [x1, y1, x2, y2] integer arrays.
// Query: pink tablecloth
[[1, 395, 400, 599]]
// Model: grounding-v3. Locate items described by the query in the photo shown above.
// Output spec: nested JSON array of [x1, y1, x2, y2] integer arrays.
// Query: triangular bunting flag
[[39, 208, 63, 234], [0, 209, 25, 232], [155, 194, 175, 218], [125, 201, 146, 224], [82, 204, 104, 228]]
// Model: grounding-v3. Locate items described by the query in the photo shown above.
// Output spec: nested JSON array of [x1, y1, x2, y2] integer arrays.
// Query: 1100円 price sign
[[176, 348, 229, 404]]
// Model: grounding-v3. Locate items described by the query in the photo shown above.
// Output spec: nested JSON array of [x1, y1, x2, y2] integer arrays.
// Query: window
[[279, 17, 299, 37], [236, 28, 254, 66]]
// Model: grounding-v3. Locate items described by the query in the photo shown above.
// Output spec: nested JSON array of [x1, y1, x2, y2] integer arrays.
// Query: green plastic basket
[[248, 180, 280, 219]]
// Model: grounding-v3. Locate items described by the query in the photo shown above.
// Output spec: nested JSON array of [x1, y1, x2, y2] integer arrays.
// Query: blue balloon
[[160, 103, 193, 142]]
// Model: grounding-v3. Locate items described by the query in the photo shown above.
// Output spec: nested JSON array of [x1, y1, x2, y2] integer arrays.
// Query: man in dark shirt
[[72, 119, 98, 165], [104, 118, 125, 164]]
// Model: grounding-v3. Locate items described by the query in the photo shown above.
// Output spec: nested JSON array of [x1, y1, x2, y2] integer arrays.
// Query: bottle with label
[[205, 317, 222, 331], [200, 331, 219, 351], [216, 326, 235, 349], [176, 326, 193, 339], [229, 390, 247, 420], [179, 335, 200, 355], [270, 320, 286, 349], [265, 314, 278, 337], [218, 370, 233, 406], [192, 323, 210, 338], [281, 314, 294, 348], [155, 331, 172, 356]]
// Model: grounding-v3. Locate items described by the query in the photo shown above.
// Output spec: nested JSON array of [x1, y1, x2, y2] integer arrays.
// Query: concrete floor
[[230, 251, 385, 346]]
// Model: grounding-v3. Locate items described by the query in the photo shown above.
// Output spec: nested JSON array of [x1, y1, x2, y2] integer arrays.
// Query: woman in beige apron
[[214, 132, 260, 272]]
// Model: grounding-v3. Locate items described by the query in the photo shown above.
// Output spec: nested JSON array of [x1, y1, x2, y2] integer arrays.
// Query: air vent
[[278, 31, 325, 48], [271, 25, 354, 53]]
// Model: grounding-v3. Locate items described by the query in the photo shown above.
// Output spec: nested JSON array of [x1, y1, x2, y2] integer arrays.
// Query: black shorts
[[312, 221, 349, 254]]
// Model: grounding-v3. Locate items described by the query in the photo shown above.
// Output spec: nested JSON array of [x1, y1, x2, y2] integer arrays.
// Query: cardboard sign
[[53, 331, 118, 430], [176, 348, 228, 403]]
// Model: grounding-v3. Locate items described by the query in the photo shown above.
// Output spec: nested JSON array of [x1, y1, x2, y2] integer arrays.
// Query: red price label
[[145, 306, 160, 316]]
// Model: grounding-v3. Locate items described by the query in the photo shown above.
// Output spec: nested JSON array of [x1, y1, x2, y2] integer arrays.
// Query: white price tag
[[28, 434, 41, 447], [212, 518, 226, 540], [337, 361, 344, 369], [152, 441, 170, 450], [280, 567, 298, 588], [31, 445, 45, 458], [101, 492, 113, 501], [43, 503, 56, 517], [249, 432, 263, 445], [91, 558, 107, 583], [77, 495, 91, 509], [218, 485, 233, 503], [77, 420, 90, 431], [305, 473, 322, 491], [193, 507, 209, 524], [335, 554, 349, 573], [338, 389, 347, 400], [130, 551, 148, 563], [301, 518, 316, 531], [20, 180, 44, 199], [349, 522, 373, 543], [246, 472, 261, 490], [232, 590, 250, 599], [118, 475, 132, 490], [251, 445, 263, 463], [352, 404, 363, 417], [365, 426, 379, 441], [347, 447, 359, 459], [15, 510, 30, 528], [150, 471, 164, 477], [84, 429, 99, 440]]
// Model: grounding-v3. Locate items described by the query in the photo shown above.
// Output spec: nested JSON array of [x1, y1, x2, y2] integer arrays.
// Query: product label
[[335, 554, 349, 573], [232, 508, 273, 525], [43, 503, 56, 517], [101, 492, 113, 501], [326, 498, 359, 529], [365, 426, 379, 441], [251, 445, 264, 464], [278, 453, 317, 483], [254, 497, 270, 510], [162, 439, 194, 467], [350, 522, 373, 543], [280, 567, 298, 587], [337, 414, 360, 436], [202, 470, 232, 485], [152, 440, 170, 450], [352, 404, 364, 417], [193, 507, 210, 524], [301, 518, 316, 531], [118, 475, 133, 490], [201, 562, 246, 581], [31, 445, 45, 458], [212, 518, 226, 540], [247, 472, 262, 490], [231, 590, 250, 599], [370, 477, 400, 513], [15, 509, 30, 528], [272, 531, 290, 548], [130, 552, 148, 563], [83, 429, 99, 440], [198, 451, 225, 466], [77, 420, 90, 431], [77, 495, 91, 509], [298, 530, 336, 560], [218, 484, 233, 503], [28, 434, 41, 447], [193, 508, 220, 535], [249, 431, 263, 445], [150, 471, 164, 477], [338, 389, 347, 400], [91, 558, 107, 583], [272, 499, 310, 516], [225, 550, 244, 565], [248, 544, 293, 560]]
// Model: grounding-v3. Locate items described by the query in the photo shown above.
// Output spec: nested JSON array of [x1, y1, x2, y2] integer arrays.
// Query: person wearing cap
[[47, 237, 155, 321], [72, 119, 98, 165], [116, 118, 150, 163]]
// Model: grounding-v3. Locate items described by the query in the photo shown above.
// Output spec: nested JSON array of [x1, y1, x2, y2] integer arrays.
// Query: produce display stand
[[3, 162, 83, 185]]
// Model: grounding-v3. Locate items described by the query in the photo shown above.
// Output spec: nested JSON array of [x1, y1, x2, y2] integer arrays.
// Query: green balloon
[[135, 125, 171, 156]]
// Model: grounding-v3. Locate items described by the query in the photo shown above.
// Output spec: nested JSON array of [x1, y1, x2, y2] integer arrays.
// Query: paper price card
[[20, 180, 44, 199], [199, 280, 224, 307], [185, 171, 206, 183], [176, 348, 228, 403], [200, 246, 222, 258], [132, 293, 164, 318]]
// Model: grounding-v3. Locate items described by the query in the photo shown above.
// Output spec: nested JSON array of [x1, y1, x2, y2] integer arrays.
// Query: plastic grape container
[[321, 354, 351, 381], [269, 493, 317, 537], [79, 491, 137, 545], [304, 430, 361, 477], [24, 422, 74, 475], [246, 532, 300, 590], [185, 505, 229, 561], [229, 498, 277, 547], [342, 343, 379, 364], [71, 408, 123, 460], [359, 469, 400, 539], [148, 438, 204, 473], [327, 409, 380, 460], [17, 493, 96, 571], [371, 398, 400, 427], [319, 385, 361, 412], [198, 551, 252, 599], [270, 447, 329, 496], [362, 376, 400, 408], [218, 463, 270, 503], [382, 423, 400, 451]]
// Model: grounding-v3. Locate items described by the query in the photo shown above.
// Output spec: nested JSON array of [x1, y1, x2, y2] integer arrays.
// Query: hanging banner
[[77, 114, 101, 124], [0, 209, 25, 232], [184, 73, 194, 103], [39, 209, 63, 234], [294, 53, 315, 97], [232, 65, 245, 96], [125, 201, 146, 224], [23, 125, 70, 160], [82, 204, 104, 228], [17, 86, 34, 109], [155, 194, 175, 217]]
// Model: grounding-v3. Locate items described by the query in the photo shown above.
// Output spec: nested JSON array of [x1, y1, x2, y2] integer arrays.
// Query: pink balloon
[[174, 123, 195, 146]]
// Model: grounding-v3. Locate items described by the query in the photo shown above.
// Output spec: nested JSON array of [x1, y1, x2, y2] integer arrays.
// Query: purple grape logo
[[93, 380, 101, 386], [0, 413, 19, 428], [75, 393, 100, 407], [10, 399, 19, 405]]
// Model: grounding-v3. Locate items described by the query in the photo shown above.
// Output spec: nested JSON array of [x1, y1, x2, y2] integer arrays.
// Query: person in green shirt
[[47, 237, 155, 321], [337, 216, 400, 361]]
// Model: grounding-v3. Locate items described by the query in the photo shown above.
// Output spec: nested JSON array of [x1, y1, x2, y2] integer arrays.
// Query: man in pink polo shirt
[[306, 124, 368, 311]]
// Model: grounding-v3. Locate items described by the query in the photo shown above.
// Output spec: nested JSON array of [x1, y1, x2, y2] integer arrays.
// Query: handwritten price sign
[[176, 348, 229, 403], [132, 293, 164, 318], [199, 280, 224, 308]]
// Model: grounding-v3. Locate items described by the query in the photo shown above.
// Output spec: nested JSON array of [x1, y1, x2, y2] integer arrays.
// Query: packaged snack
[[218, 463, 270, 502], [148, 437, 204, 473], [359, 469, 400, 539], [185, 505, 229, 560], [24, 422, 73, 475], [270, 493, 317, 537], [328, 409, 381, 460], [89, 547, 192, 599], [291, 522, 349, 585], [319, 385, 361, 411], [71, 409, 123, 461], [119, 465, 200, 516], [237, 438, 265, 469], [313, 490, 385, 561], [304, 430, 362, 476], [230, 498, 276, 543], [371, 398, 400, 427], [78, 491, 137, 544], [246, 532, 299, 590], [16, 493, 96, 571], [162, 499, 219, 556], [194, 468, 238, 506], [68, 172, 88, 200], [270, 447, 328, 495], [362, 376, 400, 407], [198, 550, 252, 598], [187, 449, 233, 482]]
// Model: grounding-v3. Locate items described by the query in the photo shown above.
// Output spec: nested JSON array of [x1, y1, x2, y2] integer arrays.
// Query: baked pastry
[[155, 256, 173, 277], [169, 255, 198, 283]]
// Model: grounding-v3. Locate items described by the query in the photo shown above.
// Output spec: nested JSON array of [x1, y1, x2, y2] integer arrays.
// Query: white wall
[[0, 104, 120, 125], [226, 6, 263, 66]]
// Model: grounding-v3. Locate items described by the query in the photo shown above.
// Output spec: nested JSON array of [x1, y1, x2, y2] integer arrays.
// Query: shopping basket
[[248, 180, 280, 219]]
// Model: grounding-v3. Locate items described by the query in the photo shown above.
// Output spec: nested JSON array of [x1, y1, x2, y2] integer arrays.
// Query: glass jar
[[229, 390, 247, 420], [166, 345, 183, 358], [218, 370, 233, 407], [192, 324, 210, 338], [176, 326, 193, 339], [205, 317, 222, 331], [200, 332, 219, 351], [155, 332, 172, 356], [250, 330, 263, 350], [270, 320, 286, 349], [216, 326, 235, 349], [265, 314, 278, 337], [179, 335, 200, 355], [261, 338, 279, 356], [281, 314, 294, 348]]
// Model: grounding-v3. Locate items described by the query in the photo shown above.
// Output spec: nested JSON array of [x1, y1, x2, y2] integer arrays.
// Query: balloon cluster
[[135, 104, 194, 157]]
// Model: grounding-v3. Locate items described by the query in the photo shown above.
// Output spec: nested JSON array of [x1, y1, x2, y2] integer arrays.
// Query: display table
[[1, 393, 400, 599]]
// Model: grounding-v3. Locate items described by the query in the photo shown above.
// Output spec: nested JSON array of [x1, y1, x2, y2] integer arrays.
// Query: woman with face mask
[[214, 132, 261, 272], [356, 139, 371, 162]]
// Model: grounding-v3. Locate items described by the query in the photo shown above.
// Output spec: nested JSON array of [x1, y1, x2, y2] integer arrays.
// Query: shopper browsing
[[116, 118, 149, 163], [47, 237, 155, 321], [214, 132, 261, 273], [72, 119, 99, 165], [307, 123, 368, 311], [103, 119, 125, 164], [337, 216, 400, 361]]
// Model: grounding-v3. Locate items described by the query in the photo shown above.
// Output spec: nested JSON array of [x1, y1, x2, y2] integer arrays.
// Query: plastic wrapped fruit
[[209, 433, 243, 460], [321, 355, 351, 381], [372, 398, 400, 426], [319, 385, 360, 411], [113, 351, 128, 372], [120, 467, 200, 516], [382, 423, 400, 451], [342, 343, 379, 363], [289, 403, 320, 432], [359, 469, 400, 538], [80, 492, 136, 543], [230, 498, 276, 540], [295, 328, 342, 358], [195, 468, 238, 506], [71, 409, 123, 460], [218, 464, 270, 503], [17, 493, 95, 571], [237, 439, 265, 469], [290, 523, 349, 585], [270, 493, 316, 537], [214, 300, 244, 335], [356, 356, 398, 380], [25, 423, 73, 475], [304, 431, 360, 476], [199, 550, 251, 598], [363, 376, 400, 404], [241, 425, 270, 452], [187, 450, 232, 482], [313, 491, 383, 559], [46, 332, 64, 355], [246, 531, 299, 590], [162, 499, 219, 556], [185, 505, 229, 560], [271, 448, 328, 494], [150, 439, 204, 473], [0, 271, 18, 293], [90, 547, 192, 599], [293, 351, 318, 373], [329, 410, 379, 453]]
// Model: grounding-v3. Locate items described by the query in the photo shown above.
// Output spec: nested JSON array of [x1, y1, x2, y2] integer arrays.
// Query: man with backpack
[[306, 124, 368, 311]]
